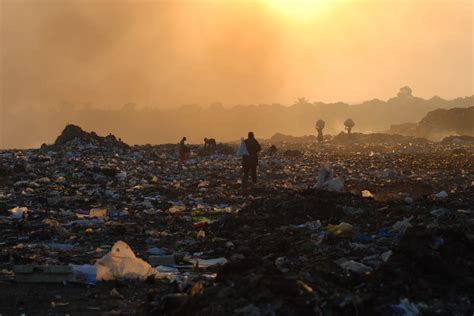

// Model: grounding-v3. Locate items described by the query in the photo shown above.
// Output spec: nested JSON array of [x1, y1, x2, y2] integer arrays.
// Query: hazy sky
[[1, 0, 473, 110]]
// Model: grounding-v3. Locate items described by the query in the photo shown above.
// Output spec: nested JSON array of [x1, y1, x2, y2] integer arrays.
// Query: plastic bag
[[315, 166, 344, 192], [96, 240, 160, 281], [391, 216, 413, 235], [327, 222, 354, 236], [71, 264, 97, 284], [9, 206, 28, 219], [236, 138, 249, 156], [338, 260, 373, 274]]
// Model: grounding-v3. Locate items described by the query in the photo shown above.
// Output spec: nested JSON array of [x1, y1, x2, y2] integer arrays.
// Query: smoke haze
[[0, 0, 473, 147]]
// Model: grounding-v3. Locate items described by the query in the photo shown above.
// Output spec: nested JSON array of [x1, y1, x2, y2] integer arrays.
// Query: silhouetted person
[[344, 118, 355, 135], [268, 144, 277, 154], [204, 137, 217, 148], [242, 132, 261, 185], [316, 127, 324, 143], [179, 137, 189, 163], [315, 119, 325, 144]]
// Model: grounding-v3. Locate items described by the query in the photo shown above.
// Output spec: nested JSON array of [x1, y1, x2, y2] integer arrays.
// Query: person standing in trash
[[204, 137, 217, 148], [316, 127, 324, 144], [179, 137, 189, 163], [242, 132, 261, 185]]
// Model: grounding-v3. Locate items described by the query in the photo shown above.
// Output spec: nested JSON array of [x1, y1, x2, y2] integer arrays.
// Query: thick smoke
[[0, 0, 472, 148]]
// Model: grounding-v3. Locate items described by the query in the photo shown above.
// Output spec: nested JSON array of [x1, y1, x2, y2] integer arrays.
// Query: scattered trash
[[336, 259, 373, 274], [327, 222, 354, 237], [361, 190, 374, 198], [390, 298, 420, 316], [315, 166, 344, 192], [148, 255, 176, 266], [391, 217, 413, 235], [147, 247, 166, 256], [430, 208, 450, 217], [110, 288, 124, 298], [0, 126, 472, 314], [89, 208, 107, 218], [435, 191, 448, 199], [70, 264, 96, 284], [274, 257, 290, 273], [9, 206, 28, 219], [189, 257, 228, 268], [353, 233, 374, 244], [380, 250, 393, 262], [14, 265, 74, 283], [46, 243, 76, 251]]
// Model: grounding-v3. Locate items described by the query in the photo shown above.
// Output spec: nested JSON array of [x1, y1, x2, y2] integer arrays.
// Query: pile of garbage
[[0, 126, 473, 314], [43, 124, 129, 151], [331, 132, 430, 145], [195, 143, 235, 156], [159, 189, 474, 315], [388, 106, 474, 141], [441, 135, 474, 145]]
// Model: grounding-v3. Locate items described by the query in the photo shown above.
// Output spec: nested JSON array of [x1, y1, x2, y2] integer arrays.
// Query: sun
[[264, 0, 333, 20]]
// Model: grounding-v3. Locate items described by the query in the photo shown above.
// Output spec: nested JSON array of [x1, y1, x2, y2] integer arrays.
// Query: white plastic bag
[[9, 206, 28, 219], [236, 138, 249, 156], [315, 166, 344, 192], [96, 240, 160, 281]]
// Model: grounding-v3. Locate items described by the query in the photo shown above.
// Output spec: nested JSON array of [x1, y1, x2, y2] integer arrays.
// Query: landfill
[[0, 125, 473, 315]]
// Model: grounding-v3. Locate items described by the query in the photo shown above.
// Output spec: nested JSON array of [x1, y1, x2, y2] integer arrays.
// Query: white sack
[[96, 240, 159, 281]]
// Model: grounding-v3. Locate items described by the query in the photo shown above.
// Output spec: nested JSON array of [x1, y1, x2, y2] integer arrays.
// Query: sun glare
[[263, 0, 333, 20]]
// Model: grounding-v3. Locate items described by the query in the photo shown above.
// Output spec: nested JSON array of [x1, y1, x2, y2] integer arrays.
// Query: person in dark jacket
[[179, 137, 189, 163], [242, 132, 261, 185]]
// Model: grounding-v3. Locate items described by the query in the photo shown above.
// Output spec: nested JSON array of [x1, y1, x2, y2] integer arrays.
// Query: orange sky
[[1, 0, 473, 110]]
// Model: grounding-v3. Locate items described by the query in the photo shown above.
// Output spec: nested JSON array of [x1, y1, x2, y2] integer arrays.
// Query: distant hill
[[1, 87, 473, 148], [388, 106, 474, 140]]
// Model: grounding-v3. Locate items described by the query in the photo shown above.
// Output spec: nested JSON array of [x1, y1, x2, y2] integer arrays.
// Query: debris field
[[0, 126, 473, 315]]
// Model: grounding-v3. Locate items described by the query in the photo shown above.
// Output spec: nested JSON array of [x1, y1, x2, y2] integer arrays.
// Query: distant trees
[[296, 97, 308, 105], [121, 103, 137, 112], [344, 118, 355, 134], [397, 86, 413, 98], [294, 97, 312, 107]]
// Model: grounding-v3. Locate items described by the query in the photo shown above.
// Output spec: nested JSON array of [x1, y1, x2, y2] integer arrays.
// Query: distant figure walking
[[316, 119, 325, 144], [316, 128, 324, 143], [204, 137, 217, 148], [242, 132, 261, 185], [179, 137, 189, 163]]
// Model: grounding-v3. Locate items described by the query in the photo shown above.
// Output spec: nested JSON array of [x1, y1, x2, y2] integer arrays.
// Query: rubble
[[0, 127, 473, 314]]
